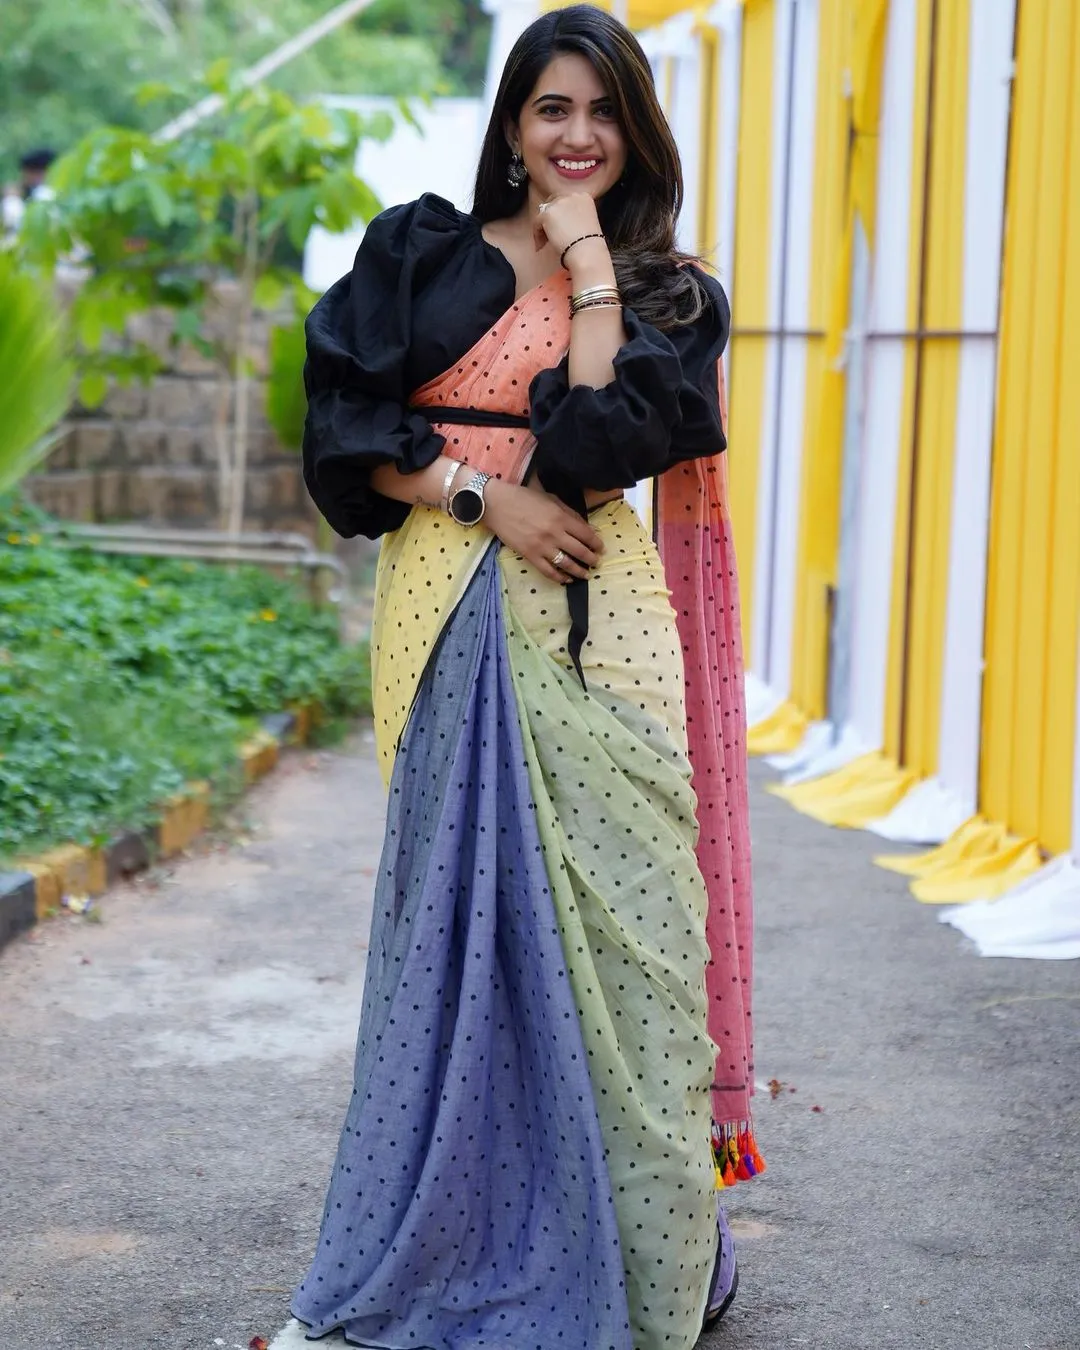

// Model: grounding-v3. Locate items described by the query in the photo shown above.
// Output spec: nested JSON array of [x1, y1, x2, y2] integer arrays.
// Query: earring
[[507, 152, 528, 188]]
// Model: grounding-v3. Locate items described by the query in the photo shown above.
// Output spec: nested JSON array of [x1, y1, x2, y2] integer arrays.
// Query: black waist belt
[[408, 403, 590, 691], [407, 404, 531, 429]]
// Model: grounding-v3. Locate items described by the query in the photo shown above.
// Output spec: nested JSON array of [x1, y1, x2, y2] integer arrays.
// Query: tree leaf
[[77, 372, 109, 411], [253, 273, 286, 312], [144, 180, 174, 229]]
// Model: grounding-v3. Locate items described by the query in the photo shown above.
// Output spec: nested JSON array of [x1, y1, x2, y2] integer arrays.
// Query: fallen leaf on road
[[767, 1078, 784, 1099], [811, 1105, 824, 1113], [248, 1338, 268, 1350]]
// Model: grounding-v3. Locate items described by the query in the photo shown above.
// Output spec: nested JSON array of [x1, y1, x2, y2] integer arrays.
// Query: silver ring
[[550, 549, 566, 569]]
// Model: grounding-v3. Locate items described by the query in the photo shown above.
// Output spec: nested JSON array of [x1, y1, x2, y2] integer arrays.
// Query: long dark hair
[[472, 4, 708, 330]]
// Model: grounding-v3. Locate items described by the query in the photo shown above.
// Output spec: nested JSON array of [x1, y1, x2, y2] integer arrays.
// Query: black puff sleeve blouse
[[302, 192, 730, 539]]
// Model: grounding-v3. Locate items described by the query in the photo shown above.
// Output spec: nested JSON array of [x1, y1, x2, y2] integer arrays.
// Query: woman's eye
[[537, 104, 564, 117], [594, 104, 617, 119]]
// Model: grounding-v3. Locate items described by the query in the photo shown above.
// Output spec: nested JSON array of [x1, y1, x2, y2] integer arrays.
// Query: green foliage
[[354, 0, 492, 95], [0, 0, 464, 179], [266, 317, 309, 450], [0, 254, 73, 493], [16, 71, 386, 528], [0, 494, 371, 860], [19, 78, 383, 369]]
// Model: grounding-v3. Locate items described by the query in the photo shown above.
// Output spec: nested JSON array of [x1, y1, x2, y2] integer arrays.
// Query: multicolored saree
[[292, 272, 757, 1350]]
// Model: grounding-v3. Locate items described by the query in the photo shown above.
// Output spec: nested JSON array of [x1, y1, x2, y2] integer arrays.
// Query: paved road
[[1, 730, 1077, 1350]]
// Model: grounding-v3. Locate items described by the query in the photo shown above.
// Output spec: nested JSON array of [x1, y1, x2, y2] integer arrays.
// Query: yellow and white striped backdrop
[[630, 0, 1080, 914], [503, 0, 1079, 932]]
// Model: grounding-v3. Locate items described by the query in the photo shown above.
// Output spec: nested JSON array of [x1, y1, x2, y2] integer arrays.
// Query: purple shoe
[[702, 1200, 739, 1332]]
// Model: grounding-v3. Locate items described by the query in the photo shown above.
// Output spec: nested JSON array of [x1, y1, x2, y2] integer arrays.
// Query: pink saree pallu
[[292, 273, 758, 1350]]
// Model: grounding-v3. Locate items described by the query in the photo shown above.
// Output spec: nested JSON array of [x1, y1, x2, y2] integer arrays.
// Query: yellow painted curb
[[159, 781, 211, 859], [14, 702, 320, 925], [290, 703, 313, 745], [18, 845, 107, 916], [240, 730, 280, 785]]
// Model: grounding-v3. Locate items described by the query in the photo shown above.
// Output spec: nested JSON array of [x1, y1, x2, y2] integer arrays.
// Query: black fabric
[[301, 191, 730, 541], [406, 405, 531, 430], [529, 293, 730, 493]]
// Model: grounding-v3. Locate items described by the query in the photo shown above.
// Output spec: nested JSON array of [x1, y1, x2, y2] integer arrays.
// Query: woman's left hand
[[532, 193, 603, 256]]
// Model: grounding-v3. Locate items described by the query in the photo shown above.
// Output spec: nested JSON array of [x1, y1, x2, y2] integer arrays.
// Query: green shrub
[[0, 495, 370, 860]]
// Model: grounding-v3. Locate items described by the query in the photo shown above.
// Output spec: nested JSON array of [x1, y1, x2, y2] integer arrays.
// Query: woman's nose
[[560, 113, 596, 149]]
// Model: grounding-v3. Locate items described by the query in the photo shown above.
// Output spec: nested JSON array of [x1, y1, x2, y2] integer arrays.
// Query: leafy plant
[[17, 65, 389, 534], [0, 254, 73, 493], [0, 0, 452, 179], [0, 494, 371, 860]]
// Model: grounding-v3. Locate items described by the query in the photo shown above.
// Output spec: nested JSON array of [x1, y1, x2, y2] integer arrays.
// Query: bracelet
[[571, 284, 621, 307], [560, 232, 605, 268], [571, 299, 623, 317], [569, 284, 621, 318], [440, 458, 463, 515]]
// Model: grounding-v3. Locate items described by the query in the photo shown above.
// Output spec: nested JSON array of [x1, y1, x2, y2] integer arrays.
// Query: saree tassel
[[711, 1120, 766, 1189]]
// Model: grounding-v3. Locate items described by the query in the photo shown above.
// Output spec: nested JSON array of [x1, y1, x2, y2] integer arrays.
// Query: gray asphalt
[[1, 731, 1077, 1350]]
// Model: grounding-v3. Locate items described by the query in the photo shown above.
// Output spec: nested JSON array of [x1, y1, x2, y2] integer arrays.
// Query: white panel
[[940, 856, 1080, 960], [749, 0, 795, 684], [303, 96, 484, 291], [668, 48, 703, 253], [763, 0, 818, 697], [481, 0, 543, 116], [936, 0, 1017, 811], [714, 4, 742, 296], [846, 0, 919, 748]]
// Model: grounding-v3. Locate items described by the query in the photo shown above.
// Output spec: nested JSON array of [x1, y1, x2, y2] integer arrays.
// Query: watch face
[[450, 487, 484, 525]]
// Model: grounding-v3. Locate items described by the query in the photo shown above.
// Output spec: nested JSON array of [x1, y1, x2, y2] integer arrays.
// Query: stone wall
[[24, 293, 318, 538]]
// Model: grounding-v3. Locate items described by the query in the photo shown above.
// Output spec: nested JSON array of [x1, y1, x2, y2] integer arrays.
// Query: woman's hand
[[532, 192, 604, 258], [483, 478, 604, 584]]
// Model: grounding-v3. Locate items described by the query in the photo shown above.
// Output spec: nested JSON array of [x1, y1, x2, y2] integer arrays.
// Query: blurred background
[[2, 0, 1078, 955]]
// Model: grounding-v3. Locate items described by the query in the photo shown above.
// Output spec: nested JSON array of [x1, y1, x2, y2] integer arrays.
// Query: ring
[[550, 549, 566, 569]]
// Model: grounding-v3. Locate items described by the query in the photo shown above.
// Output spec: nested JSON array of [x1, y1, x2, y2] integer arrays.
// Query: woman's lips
[[551, 158, 603, 180]]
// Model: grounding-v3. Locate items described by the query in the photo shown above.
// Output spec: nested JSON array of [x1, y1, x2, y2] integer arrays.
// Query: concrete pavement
[[1, 728, 1077, 1350]]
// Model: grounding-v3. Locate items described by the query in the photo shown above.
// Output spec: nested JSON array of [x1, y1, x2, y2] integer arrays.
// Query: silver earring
[[507, 153, 528, 188]]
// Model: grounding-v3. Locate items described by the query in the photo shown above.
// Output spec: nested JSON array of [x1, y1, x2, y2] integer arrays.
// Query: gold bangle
[[570, 284, 621, 311], [570, 299, 623, 318]]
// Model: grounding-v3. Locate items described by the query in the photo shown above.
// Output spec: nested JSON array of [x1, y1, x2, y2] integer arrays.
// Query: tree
[[0, 0, 452, 179], [18, 66, 389, 534]]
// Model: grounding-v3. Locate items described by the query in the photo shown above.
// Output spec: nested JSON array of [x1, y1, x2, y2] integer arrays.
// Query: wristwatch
[[448, 470, 492, 526]]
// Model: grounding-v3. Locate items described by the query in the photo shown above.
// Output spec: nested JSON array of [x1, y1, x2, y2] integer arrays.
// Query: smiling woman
[[291, 6, 756, 1349]]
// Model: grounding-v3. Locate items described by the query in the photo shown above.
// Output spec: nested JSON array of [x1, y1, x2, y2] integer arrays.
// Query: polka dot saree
[[291, 275, 755, 1350]]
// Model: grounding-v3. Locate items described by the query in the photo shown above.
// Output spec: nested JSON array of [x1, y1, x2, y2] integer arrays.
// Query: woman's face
[[509, 52, 628, 205]]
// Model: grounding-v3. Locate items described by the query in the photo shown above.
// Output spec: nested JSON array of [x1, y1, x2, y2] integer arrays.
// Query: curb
[[0, 704, 316, 955]]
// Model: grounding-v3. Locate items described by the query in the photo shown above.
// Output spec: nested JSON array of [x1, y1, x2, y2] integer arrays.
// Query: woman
[[293, 7, 758, 1347]]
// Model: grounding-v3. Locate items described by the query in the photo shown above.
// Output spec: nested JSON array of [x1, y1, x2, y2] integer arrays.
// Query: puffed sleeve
[[528, 267, 730, 492], [301, 195, 465, 538]]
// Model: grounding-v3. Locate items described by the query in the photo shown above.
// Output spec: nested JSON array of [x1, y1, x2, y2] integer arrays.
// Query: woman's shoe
[[702, 1201, 739, 1331]]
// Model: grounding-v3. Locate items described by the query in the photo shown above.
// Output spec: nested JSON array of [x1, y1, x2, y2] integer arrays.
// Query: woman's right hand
[[483, 478, 604, 584]]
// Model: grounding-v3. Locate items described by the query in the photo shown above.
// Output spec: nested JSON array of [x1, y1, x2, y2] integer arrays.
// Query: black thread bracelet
[[560, 232, 605, 268]]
